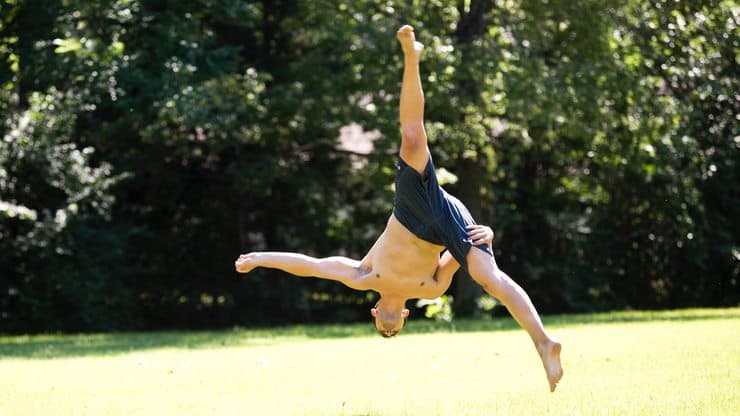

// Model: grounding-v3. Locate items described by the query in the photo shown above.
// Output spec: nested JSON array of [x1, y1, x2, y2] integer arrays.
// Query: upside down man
[[236, 25, 563, 392]]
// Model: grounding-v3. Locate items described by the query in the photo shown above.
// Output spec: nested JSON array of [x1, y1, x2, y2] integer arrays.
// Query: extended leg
[[396, 25, 429, 174], [466, 248, 564, 392]]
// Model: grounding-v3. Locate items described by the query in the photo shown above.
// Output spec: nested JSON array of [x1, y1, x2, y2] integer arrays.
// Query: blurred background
[[0, 0, 737, 333]]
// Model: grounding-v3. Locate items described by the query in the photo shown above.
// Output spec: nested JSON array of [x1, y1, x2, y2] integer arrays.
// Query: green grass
[[1, 308, 738, 415]]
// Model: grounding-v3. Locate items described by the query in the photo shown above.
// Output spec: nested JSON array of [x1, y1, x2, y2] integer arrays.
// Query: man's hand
[[235, 253, 259, 273], [466, 224, 494, 246]]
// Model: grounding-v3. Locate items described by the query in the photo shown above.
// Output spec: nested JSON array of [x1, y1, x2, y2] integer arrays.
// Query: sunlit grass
[[1, 308, 738, 415]]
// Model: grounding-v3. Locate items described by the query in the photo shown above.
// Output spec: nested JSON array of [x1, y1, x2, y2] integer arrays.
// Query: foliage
[[416, 295, 455, 322], [0, 86, 129, 331], [0, 0, 737, 332]]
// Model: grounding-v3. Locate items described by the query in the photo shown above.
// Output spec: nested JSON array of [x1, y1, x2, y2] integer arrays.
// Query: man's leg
[[466, 248, 564, 392], [396, 25, 429, 174]]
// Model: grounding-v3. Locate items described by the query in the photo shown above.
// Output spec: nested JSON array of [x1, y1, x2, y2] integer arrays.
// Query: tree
[[1, 0, 736, 332]]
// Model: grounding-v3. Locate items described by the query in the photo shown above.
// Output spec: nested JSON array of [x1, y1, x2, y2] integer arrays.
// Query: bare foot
[[537, 339, 564, 392], [396, 25, 424, 60]]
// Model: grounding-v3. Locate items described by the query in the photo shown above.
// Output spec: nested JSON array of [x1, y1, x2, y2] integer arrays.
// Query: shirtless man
[[236, 25, 563, 392]]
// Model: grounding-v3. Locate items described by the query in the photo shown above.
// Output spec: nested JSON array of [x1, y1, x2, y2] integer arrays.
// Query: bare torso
[[359, 214, 449, 299]]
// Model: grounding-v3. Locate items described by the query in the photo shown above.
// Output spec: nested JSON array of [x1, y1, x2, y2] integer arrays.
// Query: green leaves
[[416, 295, 454, 322], [52, 37, 82, 54], [142, 69, 267, 152], [0, 0, 737, 332]]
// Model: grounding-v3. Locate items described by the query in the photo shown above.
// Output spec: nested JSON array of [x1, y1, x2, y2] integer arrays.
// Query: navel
[[420, 281, 425, 286], [376, 273, 380, 279]]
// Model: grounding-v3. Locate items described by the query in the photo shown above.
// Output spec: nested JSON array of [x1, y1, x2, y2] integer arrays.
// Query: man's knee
[[467, 250, 508, 294], [401, 123, 425, 147]]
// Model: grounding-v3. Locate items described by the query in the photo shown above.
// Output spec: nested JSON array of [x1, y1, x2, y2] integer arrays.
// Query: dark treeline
[[0, 0, 737, 333]]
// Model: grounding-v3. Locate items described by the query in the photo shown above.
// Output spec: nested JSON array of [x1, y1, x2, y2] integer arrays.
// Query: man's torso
[[359, 215, 449, 299]]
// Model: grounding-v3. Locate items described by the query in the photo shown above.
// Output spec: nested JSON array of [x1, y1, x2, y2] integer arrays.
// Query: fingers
[[468, 232, 488, 244], [466, 225, 493, 244], [466, 225, 487, 236], [467, 230, 487, 239], [235, 253, 252, 271], [235, 252, 262, 274]]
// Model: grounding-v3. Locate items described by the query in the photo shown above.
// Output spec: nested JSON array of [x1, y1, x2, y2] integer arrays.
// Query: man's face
[[371, 306, 409, 337]]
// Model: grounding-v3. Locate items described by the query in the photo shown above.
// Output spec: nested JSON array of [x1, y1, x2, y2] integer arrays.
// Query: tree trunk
[[452, 157, 486, 316], [450, 0, 494, 317]]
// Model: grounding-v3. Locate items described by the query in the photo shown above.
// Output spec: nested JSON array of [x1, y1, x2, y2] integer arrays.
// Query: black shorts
[[392, 156, 492, 272]]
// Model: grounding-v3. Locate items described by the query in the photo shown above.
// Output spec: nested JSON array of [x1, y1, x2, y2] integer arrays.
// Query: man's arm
[[235, 252, 368, 290], [432, 224, 495, 285], [432, 250, 460, 288]]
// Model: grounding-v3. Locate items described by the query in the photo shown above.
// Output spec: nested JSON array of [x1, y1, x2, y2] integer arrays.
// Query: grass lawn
[[1, 308, 738, 415]]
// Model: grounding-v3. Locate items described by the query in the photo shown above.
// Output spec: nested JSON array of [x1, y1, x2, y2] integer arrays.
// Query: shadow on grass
[[1, 307, 737, 359]]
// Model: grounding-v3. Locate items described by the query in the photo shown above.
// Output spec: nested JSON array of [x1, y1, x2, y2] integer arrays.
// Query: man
[[236, 25, 563, 392]]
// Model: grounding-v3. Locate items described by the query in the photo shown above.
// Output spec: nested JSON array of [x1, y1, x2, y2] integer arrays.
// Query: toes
[[397, 25, 414, 35], [396, 25, 416, 42]]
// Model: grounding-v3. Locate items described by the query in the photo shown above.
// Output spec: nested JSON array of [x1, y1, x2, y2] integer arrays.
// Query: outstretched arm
[[235, 252, 368, 290]]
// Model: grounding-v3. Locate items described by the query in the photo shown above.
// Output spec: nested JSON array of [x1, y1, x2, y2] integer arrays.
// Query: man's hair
[[376, 321, 406, 338], [377, 328, 398, 338]]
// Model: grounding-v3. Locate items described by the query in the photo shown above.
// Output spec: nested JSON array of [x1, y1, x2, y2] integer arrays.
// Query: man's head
[[371, 300, 409, 337]]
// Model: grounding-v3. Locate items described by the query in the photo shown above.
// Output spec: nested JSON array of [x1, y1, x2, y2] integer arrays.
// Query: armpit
[[358, 265, 374, 280]]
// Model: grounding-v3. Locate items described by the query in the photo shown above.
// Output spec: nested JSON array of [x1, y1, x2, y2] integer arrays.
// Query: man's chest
[[363, 246, 444, 298]]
